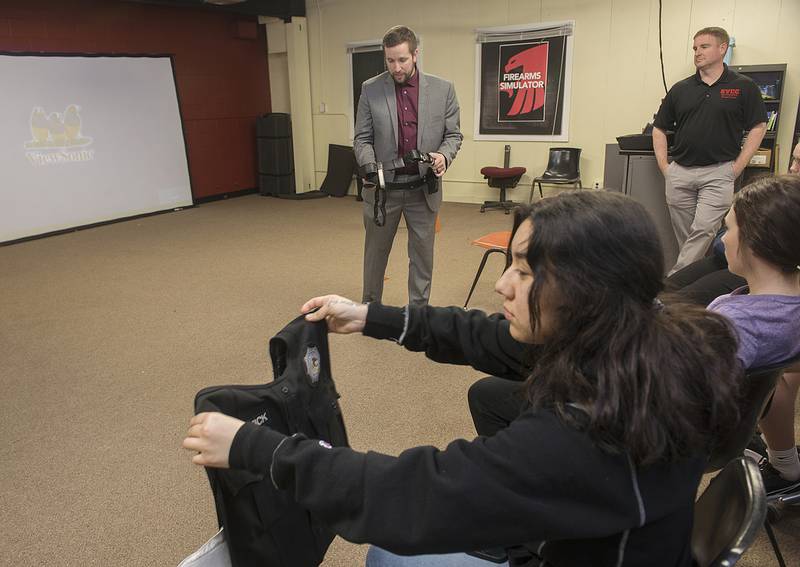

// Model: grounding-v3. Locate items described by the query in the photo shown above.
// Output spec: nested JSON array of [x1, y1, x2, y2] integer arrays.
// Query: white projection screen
[[0, 54, 193, 243]]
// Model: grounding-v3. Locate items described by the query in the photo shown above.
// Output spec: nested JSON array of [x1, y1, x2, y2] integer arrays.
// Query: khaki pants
[[665, 160, 735, 275]]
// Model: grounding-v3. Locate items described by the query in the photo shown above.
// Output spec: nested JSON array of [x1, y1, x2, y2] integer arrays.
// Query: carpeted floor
[[1, 194, 797, 566]]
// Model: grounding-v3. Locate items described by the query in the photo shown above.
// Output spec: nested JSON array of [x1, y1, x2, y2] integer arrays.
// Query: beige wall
[[303, 0, 799, 203], [263, 17, 291, 113]]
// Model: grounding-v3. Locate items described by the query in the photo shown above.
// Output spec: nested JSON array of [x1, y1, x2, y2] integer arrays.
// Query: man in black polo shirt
[[653, 26, 766, 275]]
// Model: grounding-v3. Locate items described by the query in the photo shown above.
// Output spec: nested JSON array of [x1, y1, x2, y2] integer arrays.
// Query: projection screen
[[0, 54, 193, 243]]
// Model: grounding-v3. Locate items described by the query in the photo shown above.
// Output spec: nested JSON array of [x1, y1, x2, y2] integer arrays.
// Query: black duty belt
[[360, 151, 438, 227], [385, 177, 427, 190], [372, 170, 438, 227]]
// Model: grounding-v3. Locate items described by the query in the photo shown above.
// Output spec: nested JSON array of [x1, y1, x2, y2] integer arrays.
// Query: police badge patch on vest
[[303, 345, 321, 385], [194, 314, 348, 567]]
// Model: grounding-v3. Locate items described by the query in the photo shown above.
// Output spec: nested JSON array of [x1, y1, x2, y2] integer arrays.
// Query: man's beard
[[392, 68, 414, 85]]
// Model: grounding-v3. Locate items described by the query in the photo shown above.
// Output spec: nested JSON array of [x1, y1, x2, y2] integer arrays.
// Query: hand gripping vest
[[194, 314, 349, 567]]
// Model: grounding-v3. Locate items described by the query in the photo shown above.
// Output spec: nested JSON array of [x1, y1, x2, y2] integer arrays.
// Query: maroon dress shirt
[[394, 69, 419, 176]]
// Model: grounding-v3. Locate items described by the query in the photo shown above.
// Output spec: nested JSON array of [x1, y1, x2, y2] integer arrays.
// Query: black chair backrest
[[545, 147, 581, 177], [707, 355, 800, 472], [692, 457, 766, 567]]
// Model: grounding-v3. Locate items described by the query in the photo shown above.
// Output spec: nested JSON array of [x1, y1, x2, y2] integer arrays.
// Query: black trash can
[[257, 113, 295, 196]]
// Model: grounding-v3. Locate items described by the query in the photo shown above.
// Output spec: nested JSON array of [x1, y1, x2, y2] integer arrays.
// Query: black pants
[[468, 376, 544, 567], [468, 376, 528, 437], [664, 255, 745, 307]]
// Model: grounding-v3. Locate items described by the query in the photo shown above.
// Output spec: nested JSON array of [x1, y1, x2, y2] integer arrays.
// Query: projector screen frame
[[0, 51, 196, 246]]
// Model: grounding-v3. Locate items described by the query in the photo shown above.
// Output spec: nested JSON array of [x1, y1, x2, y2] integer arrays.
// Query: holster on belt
[[424, 170, 439, 195]]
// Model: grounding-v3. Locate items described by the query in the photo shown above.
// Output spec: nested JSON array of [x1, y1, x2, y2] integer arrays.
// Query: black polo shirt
[[654, 64, 766, 166]]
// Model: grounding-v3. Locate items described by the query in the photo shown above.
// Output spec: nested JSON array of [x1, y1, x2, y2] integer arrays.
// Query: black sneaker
[[759, 460, 800, 495]]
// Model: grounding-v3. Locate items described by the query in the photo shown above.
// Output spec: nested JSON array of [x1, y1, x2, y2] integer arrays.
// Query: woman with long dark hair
[[706, 175, 800, 493], [184, 191, 740, 566]]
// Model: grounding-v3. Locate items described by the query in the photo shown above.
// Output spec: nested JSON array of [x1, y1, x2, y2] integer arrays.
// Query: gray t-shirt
[[708, 286, 800, 369]]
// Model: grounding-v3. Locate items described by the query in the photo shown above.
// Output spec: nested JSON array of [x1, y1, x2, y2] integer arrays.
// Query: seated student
[[183, 192, 741, 567], [665, 142, 800, 306], [705, 174, 800, 493]]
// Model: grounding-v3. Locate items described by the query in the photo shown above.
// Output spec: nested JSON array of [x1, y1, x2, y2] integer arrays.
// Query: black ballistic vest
[[194, 314, 348, 567]]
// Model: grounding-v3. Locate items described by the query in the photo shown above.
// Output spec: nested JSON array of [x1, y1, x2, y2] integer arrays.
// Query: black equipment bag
[[194, 314, 349, 567]]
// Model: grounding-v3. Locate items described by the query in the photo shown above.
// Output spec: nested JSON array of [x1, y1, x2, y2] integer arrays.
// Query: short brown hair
[[382, 25, 418, 53], [694, 27, 730, 47]]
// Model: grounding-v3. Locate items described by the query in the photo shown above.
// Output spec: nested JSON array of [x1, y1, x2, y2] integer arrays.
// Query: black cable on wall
[[658, 0, 668, 94]]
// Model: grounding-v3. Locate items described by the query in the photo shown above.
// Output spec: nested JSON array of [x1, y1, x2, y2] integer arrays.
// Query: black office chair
[[762, 360, 800, 545], [530, 147, 581, 201], [691, 457, 766, 567], [770, 485, 800, 521], [704, 356, 800, 567], [706, 362, 788, 473]]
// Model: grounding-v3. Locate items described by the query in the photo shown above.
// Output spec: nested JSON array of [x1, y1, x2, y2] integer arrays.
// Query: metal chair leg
[[530, 181, 543, 202], [464, 249, 506, 308], [763, 518, 787, 567]]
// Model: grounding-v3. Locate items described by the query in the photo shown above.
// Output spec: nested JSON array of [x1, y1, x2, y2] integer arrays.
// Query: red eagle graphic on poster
[[498, 42, 548, 121]]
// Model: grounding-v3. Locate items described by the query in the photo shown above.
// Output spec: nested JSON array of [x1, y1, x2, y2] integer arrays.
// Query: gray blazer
[[354, 70, 462, 212]]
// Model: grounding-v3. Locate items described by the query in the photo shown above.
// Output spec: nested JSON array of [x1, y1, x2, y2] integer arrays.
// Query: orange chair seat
[[471, 230, 512, 251], [464, 231, 512, 308]]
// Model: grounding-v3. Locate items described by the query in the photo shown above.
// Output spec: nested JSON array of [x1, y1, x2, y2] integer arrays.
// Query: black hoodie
[[230, 303, 702, 566]]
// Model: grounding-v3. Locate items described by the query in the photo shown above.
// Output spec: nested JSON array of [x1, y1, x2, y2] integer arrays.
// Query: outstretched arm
[[301, 295, 529, 379], [184, 407, 648, 555], [301, 294, 368, 334]]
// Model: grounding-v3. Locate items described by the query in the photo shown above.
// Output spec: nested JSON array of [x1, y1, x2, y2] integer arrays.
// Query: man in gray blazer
[[354, 25, 462, 305]]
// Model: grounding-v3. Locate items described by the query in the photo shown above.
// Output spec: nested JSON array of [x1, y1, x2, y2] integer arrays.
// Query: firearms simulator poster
[[475, 24, 573, 141]]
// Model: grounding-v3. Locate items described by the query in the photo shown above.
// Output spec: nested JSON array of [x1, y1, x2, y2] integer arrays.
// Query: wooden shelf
[[734, 63, 786, 173]]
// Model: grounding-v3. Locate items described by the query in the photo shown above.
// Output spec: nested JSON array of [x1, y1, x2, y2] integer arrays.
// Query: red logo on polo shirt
[[720, 88, 740, 99]]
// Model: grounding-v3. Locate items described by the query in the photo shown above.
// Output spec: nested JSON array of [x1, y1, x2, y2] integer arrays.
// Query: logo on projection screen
[[24, 105, 95, 166]]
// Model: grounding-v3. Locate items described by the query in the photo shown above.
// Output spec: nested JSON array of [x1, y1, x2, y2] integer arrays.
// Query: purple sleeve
[[707, 299, 758, 369]]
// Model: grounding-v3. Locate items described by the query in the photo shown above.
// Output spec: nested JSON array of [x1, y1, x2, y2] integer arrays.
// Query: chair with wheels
[[463, 231, 511, 308], [530, 147, 582, 201], [480, 167, 526, 214], [480, 145, 526, 214], [691, 457, 766, 567]]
